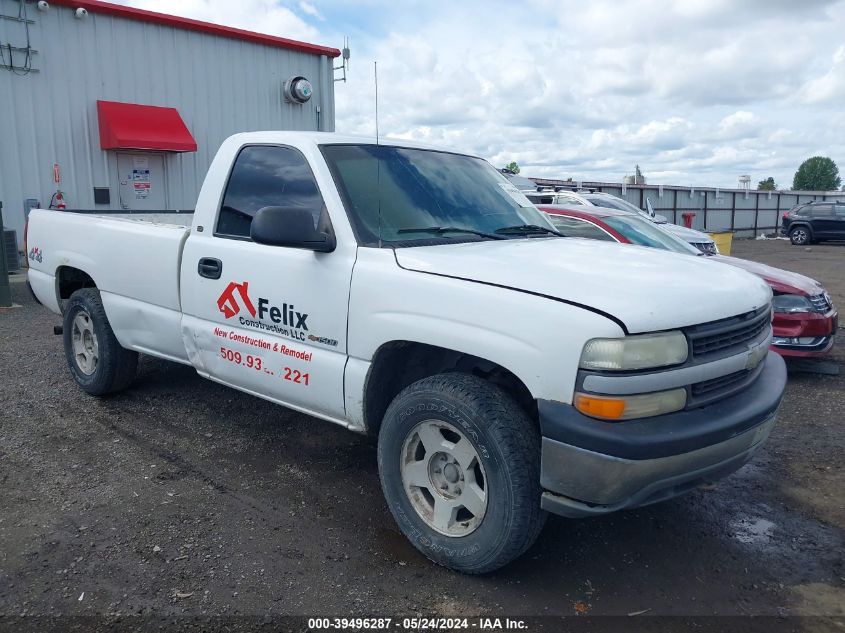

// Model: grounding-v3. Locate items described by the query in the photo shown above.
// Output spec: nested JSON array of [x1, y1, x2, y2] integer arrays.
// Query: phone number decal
[[220, 347, 264, 371]]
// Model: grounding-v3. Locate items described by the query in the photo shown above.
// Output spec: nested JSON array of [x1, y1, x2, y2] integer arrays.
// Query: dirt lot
[[1, 238, 844, 627]]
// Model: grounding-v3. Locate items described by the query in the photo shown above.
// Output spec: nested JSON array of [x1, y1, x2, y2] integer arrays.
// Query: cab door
[[179, 145, 355, 420]]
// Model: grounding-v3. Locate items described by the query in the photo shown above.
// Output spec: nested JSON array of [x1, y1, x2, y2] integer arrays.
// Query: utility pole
[[0, 202, 13, 307]]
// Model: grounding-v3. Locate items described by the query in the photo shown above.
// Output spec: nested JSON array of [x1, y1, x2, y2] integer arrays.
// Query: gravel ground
[[1, 238, 844, 628]]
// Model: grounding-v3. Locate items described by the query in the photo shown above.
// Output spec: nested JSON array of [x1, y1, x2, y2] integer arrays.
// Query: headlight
[[579, 331, 688, 371], [574, 388, 687, 421], [772, 294, 812, 313]]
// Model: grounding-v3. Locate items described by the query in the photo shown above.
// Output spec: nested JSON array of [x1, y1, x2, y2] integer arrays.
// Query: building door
[[116, 153, 167, 210]]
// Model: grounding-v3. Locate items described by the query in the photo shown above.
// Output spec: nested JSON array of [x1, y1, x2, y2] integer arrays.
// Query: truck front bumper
[[538, 351, 787, 518]]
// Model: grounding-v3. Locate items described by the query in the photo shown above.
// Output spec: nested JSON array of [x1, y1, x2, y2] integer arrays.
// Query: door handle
[[197, 257, 222, 279]]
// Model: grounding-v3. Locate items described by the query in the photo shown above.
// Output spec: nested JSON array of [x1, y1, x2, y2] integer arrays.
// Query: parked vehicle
[[781, 201, 845, 245], [522, 188, 719, 254], [542, 205, 837, 357], [27, 132, 786, 573]]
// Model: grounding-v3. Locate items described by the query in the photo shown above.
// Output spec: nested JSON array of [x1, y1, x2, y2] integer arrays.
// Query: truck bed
[[27, 208, 193, 363], [28, 208, 191, 308]]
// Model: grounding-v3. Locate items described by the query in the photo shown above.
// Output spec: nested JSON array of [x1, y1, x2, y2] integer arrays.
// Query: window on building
[[216, 145, 324, 239]]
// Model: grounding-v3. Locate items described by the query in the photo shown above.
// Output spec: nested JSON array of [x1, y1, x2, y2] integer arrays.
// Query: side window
[[547, 215, 615, 241], [216, 145, 324, 239], [834, 204, 845, 217], [810, 204, 833, 218]]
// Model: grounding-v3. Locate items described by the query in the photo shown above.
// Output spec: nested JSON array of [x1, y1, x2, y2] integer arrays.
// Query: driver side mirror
[[250, 206, 335, 252]]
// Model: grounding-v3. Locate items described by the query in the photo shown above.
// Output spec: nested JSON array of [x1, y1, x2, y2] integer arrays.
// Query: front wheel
[[377, 373, 546, 574], [790, 226, 810, 245]]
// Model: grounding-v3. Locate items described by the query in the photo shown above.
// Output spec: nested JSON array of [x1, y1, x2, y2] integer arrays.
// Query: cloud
[[298, 1, 324, 20], [117, 0, 845, 188], [717, 111, 762, 140], [800, 45, 845, 104]]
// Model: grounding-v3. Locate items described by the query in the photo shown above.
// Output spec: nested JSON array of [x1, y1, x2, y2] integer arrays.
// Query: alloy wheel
[[400, 420, 488, 537]]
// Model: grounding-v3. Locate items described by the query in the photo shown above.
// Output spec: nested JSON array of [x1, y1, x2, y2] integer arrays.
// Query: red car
[[541, 205, 838, 358]]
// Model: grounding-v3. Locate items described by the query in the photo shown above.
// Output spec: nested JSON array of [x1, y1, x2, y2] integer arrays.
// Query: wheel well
[[56, 267, 97, 311], [363, 341, 537, 435], [790, 223, 812, 234]]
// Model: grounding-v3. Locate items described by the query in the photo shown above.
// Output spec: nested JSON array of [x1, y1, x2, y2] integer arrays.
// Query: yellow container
[[708, 231, 733, 256]]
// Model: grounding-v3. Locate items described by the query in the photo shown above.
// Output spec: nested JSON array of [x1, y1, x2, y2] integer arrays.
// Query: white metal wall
[[0, 0, 336, 239]]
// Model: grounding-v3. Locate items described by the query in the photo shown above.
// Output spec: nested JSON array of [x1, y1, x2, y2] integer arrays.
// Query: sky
[[121, 0, 845, 189]]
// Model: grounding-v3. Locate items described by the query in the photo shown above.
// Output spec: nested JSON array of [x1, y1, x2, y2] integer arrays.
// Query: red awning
[[96, 100, 197, 152]]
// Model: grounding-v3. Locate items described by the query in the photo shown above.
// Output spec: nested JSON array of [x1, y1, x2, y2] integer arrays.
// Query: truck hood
[[395, 238, 772, 334], [711, 254, 823, 296]]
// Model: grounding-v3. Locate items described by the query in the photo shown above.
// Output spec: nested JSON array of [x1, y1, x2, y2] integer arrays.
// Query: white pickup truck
[[27, 132, 786, 573]]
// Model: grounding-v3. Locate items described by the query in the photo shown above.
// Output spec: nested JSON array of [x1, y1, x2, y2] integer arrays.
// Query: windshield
[[602, 215, 701, 255], [581, 193, 644, 215], [321, 144, 555, 246]]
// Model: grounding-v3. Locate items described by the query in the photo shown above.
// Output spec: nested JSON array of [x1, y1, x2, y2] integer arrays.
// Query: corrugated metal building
[[0, 0, 340, 254]]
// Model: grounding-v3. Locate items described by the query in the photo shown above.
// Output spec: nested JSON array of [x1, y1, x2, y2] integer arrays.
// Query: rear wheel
[[789, 226, 810, 245], [377, 373, 546, 574], [63, 288, 138, 395]]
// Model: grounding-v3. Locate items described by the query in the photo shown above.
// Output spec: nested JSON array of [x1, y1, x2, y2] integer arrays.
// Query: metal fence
[[530, 178, 845, 237]]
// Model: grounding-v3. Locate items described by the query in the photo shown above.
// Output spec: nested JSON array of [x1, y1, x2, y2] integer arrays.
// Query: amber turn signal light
[[574, 394, 626, 420]]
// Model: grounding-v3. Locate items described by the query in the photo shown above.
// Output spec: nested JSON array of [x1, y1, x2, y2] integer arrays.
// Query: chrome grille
[[808, 292, 833, 313], [685, 306, 771, 358]]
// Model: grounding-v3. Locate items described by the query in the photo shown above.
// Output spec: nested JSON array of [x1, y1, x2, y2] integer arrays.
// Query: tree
[[757, 177, 777, 191], [792, 156, 841, 191], [504, 161, 520, 174]]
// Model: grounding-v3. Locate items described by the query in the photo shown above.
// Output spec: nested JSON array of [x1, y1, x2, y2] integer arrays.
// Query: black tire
[[789, 225, 811, 245], [377, 373, 546, 574], [63, 288, 138, 396]]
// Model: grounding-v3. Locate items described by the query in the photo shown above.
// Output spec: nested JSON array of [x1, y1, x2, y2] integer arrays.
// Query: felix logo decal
[[28, 247, 43, 263], [217, 281, 309, 332], [217, 281, 256, 319]]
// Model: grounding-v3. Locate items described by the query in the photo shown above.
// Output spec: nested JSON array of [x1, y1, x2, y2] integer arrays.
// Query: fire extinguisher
[[49, 190, 67, 210]]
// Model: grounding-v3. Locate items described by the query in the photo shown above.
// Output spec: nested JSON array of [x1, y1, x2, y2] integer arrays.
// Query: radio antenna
[[375, 61, 382, 247], [374, 61, 380, 145]]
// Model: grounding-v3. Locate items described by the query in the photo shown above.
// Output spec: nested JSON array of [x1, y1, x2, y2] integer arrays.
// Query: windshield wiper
[[397, 226, 507, 240], [495, 224, 566, 237]]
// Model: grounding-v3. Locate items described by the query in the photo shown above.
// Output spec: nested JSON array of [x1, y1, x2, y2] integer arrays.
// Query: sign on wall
[[132, 156, 151, 199]]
